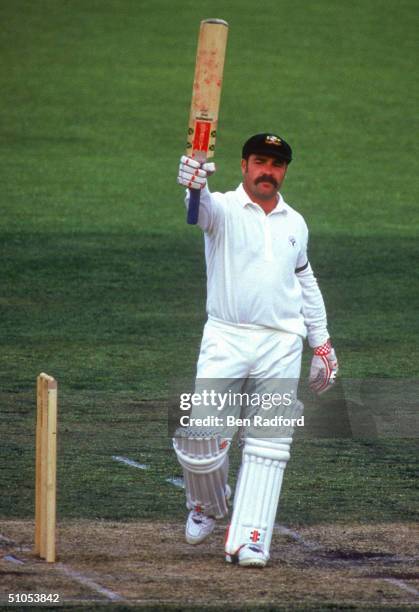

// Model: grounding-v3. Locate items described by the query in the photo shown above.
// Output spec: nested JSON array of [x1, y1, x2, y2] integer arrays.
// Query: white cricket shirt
[[187, 183, 329, 347]]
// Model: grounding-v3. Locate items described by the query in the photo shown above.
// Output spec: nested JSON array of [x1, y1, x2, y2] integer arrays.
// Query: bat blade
[[186, 18, 228, 225]]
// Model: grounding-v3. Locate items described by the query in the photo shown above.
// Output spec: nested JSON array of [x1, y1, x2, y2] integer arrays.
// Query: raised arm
[[177, 155, 221, 232]]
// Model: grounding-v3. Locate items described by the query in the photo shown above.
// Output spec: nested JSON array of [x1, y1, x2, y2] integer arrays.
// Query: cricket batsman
[[173, 133, 338, 567]]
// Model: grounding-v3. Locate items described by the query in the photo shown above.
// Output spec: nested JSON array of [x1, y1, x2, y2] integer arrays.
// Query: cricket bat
[[186, 18, 229, 224]]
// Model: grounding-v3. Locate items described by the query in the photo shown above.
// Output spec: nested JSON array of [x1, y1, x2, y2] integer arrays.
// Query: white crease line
[[112, 455, 149, 470], [383, 578, 419, 598], [0, 533, 34, 554], [0, 533, 14, 545], [4, 554, 25, 565], [275, 524, 321, 551], [2, 542, 125, 602], [165, 477, 185, 488], [56, 563, 125, 602], [111, 454, 184, 488], [276, 525, 419, 600]]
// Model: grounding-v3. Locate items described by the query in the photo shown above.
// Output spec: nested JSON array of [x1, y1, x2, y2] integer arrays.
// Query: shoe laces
[[192, 508, 213, 525]]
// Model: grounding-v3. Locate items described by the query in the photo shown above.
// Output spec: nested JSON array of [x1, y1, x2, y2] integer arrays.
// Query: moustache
[[255, 175, 278, 188]]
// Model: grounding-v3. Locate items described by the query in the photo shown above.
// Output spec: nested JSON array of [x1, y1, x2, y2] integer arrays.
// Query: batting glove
[[177, 155, 216, 190], [309, 339, 339, 395]]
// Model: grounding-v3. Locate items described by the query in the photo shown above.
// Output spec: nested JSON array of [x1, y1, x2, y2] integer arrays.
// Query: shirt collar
[[236, 183, 287, 214]]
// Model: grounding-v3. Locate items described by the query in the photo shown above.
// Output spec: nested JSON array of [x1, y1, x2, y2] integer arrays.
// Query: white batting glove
[[177, 155, 216, 190], [309, 339, 339, 395]]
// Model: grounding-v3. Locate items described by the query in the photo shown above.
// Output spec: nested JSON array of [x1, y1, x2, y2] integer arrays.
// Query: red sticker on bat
[[192, 121, 211, 153]]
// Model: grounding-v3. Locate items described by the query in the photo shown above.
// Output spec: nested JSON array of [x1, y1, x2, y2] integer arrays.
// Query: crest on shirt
[[289, 235, 296, 247]]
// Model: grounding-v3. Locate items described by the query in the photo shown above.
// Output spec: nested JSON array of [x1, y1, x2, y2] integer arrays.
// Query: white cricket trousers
[[197, 316, 303, 380], [190, 317, 303, 439]]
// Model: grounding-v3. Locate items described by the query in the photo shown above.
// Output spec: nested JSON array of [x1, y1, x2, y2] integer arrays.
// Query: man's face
[[241, 154, 288, 201]]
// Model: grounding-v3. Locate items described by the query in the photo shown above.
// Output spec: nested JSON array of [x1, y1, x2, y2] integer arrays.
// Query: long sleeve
[[296, 262, 329, 348], [184, 185, 223, 233]]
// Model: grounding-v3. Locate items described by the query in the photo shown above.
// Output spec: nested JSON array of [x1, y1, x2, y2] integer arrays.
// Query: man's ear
[[241, 159, 247, 176]]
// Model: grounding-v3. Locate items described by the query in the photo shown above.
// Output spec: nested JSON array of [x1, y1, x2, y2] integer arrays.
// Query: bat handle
[[187, 188, 201, 225]]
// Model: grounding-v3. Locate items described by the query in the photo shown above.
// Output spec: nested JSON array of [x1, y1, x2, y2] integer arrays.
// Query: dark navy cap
[[242, 133, 292, 164]]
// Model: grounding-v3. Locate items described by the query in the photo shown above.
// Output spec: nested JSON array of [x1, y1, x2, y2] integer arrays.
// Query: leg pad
[[225, 437, 291, 561], [173, 428, 230, 519]]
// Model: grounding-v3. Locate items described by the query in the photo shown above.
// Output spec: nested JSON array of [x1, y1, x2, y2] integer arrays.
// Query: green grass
[[1, 390, 417, 523], [0, 0, 418, 524]]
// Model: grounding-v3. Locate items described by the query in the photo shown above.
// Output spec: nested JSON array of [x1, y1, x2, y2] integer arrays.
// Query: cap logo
[[265, 135, 282, 146]]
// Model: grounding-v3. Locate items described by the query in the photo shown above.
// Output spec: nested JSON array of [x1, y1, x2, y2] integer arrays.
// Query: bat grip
[[187, 188, 201, 225]]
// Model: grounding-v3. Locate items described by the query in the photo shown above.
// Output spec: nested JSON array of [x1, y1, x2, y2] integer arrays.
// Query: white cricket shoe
[[185, 509, 216, 545], [238, 544, 268, 567], [185, 486, 231, 545], [225, 544, 268, 567]]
